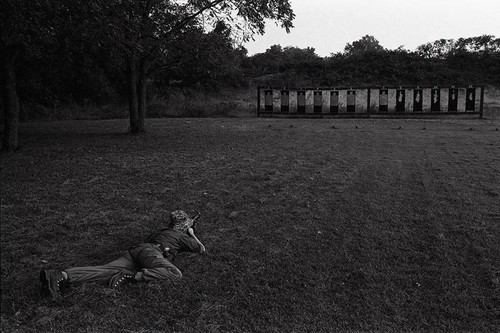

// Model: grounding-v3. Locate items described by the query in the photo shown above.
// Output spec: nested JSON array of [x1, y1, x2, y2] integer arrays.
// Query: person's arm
[[187, 227, 206, 253]]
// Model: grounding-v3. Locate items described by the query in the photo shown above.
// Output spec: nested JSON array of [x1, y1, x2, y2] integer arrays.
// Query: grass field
[[1, 117, 499, 332]]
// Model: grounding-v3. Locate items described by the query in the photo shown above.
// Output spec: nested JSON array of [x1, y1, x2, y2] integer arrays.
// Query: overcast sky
[[243, 0, 500, 57]]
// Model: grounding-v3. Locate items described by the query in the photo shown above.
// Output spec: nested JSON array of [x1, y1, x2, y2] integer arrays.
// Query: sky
[[243, 0, 500, 57]]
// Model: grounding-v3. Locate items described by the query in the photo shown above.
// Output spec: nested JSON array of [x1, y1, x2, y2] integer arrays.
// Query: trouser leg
[[129, 243, 182, 282], [65, 251, 136, 284]]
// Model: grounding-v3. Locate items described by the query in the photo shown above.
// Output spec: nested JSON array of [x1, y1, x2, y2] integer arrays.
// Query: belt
[[150, 241, 171, 256]]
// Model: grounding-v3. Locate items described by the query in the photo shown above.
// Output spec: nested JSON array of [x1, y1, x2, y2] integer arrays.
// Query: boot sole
[[40, 270, 62, 298]]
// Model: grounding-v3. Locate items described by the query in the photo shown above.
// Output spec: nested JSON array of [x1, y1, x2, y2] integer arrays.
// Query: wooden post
[[257, 86, 261, 117], [479, 86, 484, 119]]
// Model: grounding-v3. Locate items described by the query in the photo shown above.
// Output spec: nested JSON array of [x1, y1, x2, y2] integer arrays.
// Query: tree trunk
[[137, 57, 147, 132], [127, 53, 140, 133], [1, 47, 20, 152]]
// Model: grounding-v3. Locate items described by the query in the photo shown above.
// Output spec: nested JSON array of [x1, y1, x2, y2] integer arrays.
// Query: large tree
[[1, 0, 96, 151], [95, 0, 294, 133], [0, 0, 56, 151]]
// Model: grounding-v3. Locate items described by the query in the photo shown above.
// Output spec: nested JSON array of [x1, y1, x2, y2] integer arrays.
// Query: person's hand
[[187, 227, 195, 236]]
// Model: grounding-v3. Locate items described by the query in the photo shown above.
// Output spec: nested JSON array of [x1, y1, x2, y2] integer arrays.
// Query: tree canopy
[[243, 35, 499, 88], [344, 35, 385, 55], [1, 0, 295, 150]]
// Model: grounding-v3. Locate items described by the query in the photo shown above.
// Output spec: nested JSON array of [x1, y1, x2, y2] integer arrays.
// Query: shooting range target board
[[330, 90, 339, 114], [336, 90, 346, 113], [342, 89, 369, 113], [297, 90, 306, 114], [387, 89, 397, 112], [448, 87, 458, 111], [288, 90, 298, 112], [421, 89, 432, 112], [358, 89, 369, 113], [456, 88, 466, 112], [441, 88, 450, 112], [395, 89, 406, 112], [379, 89, 388, 112], [413, 89, 423, 112], [404, 88, 414, 112], [466, 87, 476, 111], [449, 87, 470, 113], [346, 90, 356, 112], [305, 90, 314, 113], [313, 90, 323, 113], [258, 86, 483, 116], [281, 90, 290, 112], [322, 91, 330, 113], [431, 88, 441, 111], [264, 89, 273, 111]]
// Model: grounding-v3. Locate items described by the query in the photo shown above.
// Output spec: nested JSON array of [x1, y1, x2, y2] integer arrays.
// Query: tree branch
[[169, 0, 227, 33]]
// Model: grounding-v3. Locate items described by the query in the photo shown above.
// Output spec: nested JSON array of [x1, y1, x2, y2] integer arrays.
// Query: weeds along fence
[[257, 86, 485, 118]]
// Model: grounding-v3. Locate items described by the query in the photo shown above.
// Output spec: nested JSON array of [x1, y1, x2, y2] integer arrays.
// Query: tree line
[[1, 0, 499, 152], [245, 35, 500, 88]]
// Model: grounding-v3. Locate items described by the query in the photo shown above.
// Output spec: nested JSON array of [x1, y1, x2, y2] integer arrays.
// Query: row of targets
[[261, 87, 480, 114]]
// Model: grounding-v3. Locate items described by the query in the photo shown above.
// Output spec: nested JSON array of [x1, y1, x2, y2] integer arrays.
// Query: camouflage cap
[[169, 210, 194, 233]]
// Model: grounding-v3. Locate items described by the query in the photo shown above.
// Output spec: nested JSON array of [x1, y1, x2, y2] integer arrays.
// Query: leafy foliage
[[344, 34, 385, 56], [245, 35, 500, 88]]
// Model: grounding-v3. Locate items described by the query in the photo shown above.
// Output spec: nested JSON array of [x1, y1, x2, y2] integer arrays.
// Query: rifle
[[191, 211, 201, 230]]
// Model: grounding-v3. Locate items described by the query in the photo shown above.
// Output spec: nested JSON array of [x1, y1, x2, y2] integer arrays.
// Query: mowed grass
[[1, 117, 500, 332]]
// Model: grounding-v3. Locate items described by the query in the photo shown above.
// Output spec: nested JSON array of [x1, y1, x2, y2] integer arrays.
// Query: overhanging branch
[[169, 0, 227, 34]]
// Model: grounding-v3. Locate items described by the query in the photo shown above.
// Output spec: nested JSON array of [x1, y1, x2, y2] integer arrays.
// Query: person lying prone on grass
[[40, 210, 205, 298]]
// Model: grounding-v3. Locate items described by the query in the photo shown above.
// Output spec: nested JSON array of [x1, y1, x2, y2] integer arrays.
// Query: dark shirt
[[146, 228, 201, 254]]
